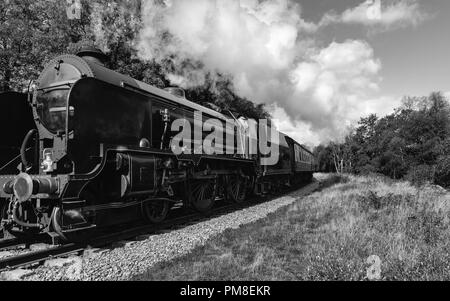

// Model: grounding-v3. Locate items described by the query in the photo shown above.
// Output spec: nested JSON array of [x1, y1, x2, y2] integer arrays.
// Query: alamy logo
[[170, 111, 280, 166]]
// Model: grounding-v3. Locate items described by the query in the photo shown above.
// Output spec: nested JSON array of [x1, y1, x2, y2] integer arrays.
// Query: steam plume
[[137, 0, 401, 146]]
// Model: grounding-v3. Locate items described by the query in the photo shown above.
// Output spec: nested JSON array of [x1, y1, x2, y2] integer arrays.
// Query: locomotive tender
[[0, 47, 315, 242]]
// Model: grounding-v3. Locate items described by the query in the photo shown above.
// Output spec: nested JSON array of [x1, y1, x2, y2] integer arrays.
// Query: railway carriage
[[0, 47, 315, 242]]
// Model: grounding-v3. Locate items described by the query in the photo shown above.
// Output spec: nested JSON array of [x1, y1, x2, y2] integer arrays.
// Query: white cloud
[[271, 95, 400, 147], [321, 0, 426, 30], [287, 40, 389, 130], [271, 40, 400, 145], [137, 0, 402, 146], [270, 105, 322, 148], [139, 0, 305, 79]]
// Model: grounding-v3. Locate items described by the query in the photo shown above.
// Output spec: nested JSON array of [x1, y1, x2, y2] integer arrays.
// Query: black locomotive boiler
[[0, 48, 315, 242]]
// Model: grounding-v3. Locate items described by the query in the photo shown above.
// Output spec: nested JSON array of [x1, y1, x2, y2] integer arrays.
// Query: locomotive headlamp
[[42, 149, 55, 173], [13, 173, 35, 203], [11, 173, 58, 202]]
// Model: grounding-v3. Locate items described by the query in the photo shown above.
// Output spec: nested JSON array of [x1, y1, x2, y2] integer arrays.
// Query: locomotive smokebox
[[76, 46, 108, 66]]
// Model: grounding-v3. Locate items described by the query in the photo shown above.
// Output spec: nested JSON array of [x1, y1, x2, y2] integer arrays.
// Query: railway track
[[0, 181, 319, 273], [0, 205, 235, 272], [0, 232, 57, 251], [0, 243, 84, 271]]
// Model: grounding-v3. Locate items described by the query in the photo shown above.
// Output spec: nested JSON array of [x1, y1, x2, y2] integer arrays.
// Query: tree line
[[0, 0, 269, 120], [314, 92, 450, 187]]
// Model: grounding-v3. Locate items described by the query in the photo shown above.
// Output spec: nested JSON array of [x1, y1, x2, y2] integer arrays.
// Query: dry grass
[[134, 173, 450, 281]]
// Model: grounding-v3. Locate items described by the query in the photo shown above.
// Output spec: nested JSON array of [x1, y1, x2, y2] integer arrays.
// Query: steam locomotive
[[0, 47, 315, 242]]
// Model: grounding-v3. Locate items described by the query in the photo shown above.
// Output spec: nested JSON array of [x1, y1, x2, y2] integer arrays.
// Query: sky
[[299, 0, 450, 98], [135, 0, 450, 148]]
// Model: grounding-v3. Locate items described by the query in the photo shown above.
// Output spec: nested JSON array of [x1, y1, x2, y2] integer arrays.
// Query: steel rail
[[0, 243, 85, 271]]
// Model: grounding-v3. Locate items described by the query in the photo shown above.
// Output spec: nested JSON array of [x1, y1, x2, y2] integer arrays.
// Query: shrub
[[405, 165, 435, 186], [356, 191, 404, 212], [317, 174, 349, 191], [357, 164, 378, 175], [434, 155, 450, 188]]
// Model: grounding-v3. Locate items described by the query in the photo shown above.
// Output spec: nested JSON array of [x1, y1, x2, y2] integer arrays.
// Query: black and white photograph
[[0, 0, 449, 287]]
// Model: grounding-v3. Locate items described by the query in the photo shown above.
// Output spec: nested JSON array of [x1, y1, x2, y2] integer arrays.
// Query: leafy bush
[[317, 174, 349, 191], [315, 93, 450, 189], [434, 155, 450, 187], [405, 165, 435, 186], [357, 191, 404, 212], [357, 164, 378, 175]]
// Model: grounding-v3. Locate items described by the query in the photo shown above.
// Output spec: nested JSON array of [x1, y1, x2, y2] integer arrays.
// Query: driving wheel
[[190, 179, 217, 213], [143, 199, 170, 224], [226, 175, 248, 204]]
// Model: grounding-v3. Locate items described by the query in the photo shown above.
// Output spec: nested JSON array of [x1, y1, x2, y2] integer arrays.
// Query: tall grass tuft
[[135, 174, 450, 281]]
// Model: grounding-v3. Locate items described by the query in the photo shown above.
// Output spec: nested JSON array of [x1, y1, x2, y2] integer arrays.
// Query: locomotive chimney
[[76, 46, 108, 66]]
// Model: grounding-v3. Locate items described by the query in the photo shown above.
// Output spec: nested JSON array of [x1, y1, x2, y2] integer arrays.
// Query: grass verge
[[134, 174, 450, 281]]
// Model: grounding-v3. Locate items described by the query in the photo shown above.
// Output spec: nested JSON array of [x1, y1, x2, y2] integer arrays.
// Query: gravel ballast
[[1, 182, 318, 281]]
